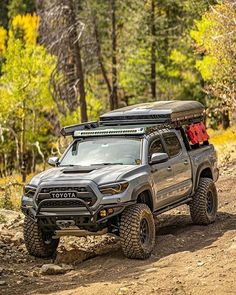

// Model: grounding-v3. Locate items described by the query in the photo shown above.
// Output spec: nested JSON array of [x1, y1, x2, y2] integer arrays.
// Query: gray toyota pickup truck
[[21, 101, 219, 259]]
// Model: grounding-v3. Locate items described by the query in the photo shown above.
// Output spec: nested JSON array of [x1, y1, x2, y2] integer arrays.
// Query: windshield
[[60, 137, 141, 166]]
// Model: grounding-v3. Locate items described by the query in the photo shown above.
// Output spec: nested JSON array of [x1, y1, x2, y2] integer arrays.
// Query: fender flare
[[194, 162, 213, 191], [131, 183, 154, 211]]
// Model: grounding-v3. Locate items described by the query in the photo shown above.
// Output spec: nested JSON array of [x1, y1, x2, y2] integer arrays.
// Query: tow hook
[[56, 220, 75, 228]]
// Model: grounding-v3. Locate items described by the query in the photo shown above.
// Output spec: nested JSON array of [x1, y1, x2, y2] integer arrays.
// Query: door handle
[[167, 166, 172, 171], [184, 160, 189, 165]]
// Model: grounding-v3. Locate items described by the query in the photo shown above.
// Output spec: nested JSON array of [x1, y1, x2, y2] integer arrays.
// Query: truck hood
[[28, 165, 142, 187]]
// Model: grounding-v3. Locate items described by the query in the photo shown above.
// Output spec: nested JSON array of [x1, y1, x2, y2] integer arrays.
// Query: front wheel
[[23, 216, 59, 258], [189, 177, 218, 225], [120, 204, 155, 259]]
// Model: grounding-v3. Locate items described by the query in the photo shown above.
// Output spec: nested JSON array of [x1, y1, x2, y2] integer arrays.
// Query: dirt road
[[0, 166, 236, 295]]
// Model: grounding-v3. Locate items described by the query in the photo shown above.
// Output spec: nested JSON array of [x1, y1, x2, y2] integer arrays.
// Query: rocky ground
[[0, 164, 236, 295]]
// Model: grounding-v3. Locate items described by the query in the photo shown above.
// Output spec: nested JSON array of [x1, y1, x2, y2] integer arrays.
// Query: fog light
[[107, 208, 114, 214], [100, 209, 107, 217]]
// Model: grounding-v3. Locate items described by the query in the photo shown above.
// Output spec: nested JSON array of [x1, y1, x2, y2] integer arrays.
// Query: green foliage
[[0, 213, 7, 223], [191, 0, 236, 118], [107, 0, 211, 103], [0, 0, 233, 178], [8, 0, 36, 19], [0, 14, 57, 175], [0, 0, 36, 28], [0, 0, 9, 28]]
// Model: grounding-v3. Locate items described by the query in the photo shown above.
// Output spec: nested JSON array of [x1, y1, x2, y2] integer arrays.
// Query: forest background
[[0, 0, 235, 208]]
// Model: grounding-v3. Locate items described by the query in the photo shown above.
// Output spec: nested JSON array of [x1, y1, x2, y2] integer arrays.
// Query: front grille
[[36, 185, 97, 208], [42, 199, 90, 208]]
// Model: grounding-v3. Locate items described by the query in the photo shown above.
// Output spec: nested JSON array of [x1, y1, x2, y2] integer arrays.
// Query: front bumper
[[21, 197, 135, 231], [21, 180, 136, 231]]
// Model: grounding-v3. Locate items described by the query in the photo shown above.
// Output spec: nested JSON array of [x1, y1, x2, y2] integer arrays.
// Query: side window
[[148, 137, 165, 159], [163, 132, 182, 158]]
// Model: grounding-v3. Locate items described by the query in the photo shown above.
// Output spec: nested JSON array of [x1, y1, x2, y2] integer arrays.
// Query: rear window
[[163, 132, 182, 158]]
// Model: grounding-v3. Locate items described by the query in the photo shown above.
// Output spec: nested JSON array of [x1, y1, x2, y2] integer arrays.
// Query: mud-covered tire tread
[[190, 177, 218, 225], [23, 216, 59, 258], [120, 204, 155, 259]]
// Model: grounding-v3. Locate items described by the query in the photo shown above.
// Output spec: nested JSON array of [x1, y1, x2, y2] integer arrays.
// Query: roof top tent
[[60, 100, 205, 136], [99, 100, 205, 126]]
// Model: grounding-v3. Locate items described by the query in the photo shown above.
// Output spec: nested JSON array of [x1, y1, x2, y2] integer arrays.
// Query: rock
[[0, 281, 7, 286], [197, 261, 205, 267], [0, 267, 3, 275], [40, 264, 66, 275], [11, 232, 24, 246], [61, 264, 74, 271], [55, 248, 92, 264], [31, 270, 40, 277], [145, 267, 157, 273], [118, 287, 129, 294], [228, 243, 236, 251]]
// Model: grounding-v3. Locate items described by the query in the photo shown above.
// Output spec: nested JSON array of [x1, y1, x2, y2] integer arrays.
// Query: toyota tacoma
[[21, 101, 219, 259]]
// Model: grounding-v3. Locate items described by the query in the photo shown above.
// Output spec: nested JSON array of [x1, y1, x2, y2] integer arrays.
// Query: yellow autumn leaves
[[0, 13, 39, 56]]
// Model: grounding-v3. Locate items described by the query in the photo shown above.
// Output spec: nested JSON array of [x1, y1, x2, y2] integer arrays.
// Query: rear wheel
[[23, 216, 59, 258], [120, 204, 155, 259], [189, 177, 218, 225]]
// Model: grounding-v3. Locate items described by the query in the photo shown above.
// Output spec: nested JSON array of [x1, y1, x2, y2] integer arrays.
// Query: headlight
[[23, 185, 36, 198], [99, 181, 129, 195]]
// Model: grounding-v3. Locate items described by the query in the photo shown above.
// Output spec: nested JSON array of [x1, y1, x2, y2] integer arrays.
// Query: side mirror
[[150, 153, 168, 165], [48, 156, 59, 167]]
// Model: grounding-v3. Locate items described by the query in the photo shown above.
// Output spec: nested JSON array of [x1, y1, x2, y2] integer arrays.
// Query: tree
[[150, 0, 156, 99], [0, 14, 56, 180], [0, 0, 9, 28], [116, 0, 213, 105], [37, 0, 88, 122], [0, 0, 36, 29], [110, 0, 118, 109], [191, 0, 236, 128], [8, 0, 36, 19]]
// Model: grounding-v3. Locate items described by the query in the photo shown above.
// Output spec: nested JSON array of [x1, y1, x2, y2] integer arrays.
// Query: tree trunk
[[111, 0, 118, 110], [76, 45, 88, 123], [222, 109, 230, 129], [21, 100, 27, 182], [150, 0, 156, 100], [69, 0, 88, 122], [92, 13, 112, 107]]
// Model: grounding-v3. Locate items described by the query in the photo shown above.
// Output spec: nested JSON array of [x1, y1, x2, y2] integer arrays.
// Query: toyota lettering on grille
[[50, 192, 77, 198]]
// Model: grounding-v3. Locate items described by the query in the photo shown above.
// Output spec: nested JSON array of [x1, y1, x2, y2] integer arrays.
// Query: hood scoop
[[62, 166, 96, 174]]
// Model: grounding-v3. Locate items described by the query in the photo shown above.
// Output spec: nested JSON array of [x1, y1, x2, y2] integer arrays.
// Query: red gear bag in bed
[[186, 122, 209, 145]]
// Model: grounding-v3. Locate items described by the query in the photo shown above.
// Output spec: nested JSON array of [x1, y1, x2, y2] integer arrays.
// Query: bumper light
[[99, 208, 114, 218], [99, 181, 129, 196], [100, 209, 107, 217]]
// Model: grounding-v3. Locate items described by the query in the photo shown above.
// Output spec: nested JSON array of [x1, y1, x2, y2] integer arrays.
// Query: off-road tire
[[189, 177, 218, 225], [120, 204, 155, 259], [23, 216, 59, 258]]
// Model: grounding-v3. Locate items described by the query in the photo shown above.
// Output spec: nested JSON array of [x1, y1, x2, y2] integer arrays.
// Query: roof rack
[[60, 101, 205, 137], [60, 121, 99, 136], [99, 100, 204, 126]]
